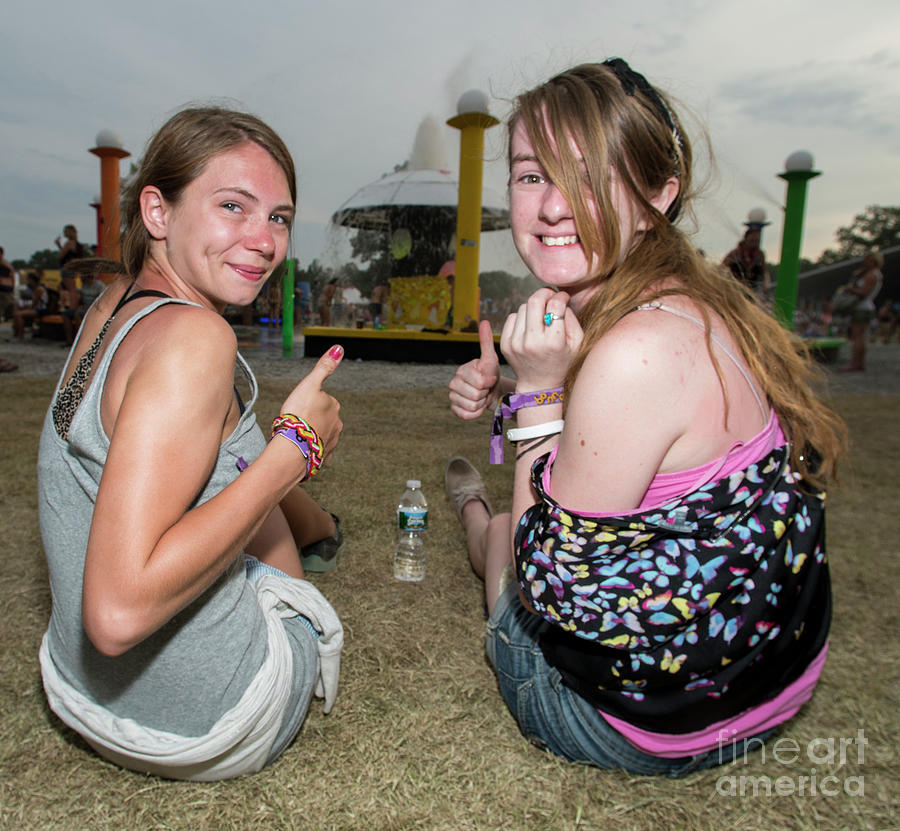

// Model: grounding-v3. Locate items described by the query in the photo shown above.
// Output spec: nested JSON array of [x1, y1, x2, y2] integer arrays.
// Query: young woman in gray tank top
[[38, 107, 346, 781]]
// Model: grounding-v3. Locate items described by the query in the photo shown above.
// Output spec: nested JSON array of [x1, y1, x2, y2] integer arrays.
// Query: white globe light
[[747, 207, 767, 224], [95, 129, 123, 149], [457, 89, 490, 116], [784, 150, 814, 172]]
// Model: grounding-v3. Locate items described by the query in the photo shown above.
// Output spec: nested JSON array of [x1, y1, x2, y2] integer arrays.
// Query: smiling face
[[150, 141, 294, 312], [508, 120, 640, 310]]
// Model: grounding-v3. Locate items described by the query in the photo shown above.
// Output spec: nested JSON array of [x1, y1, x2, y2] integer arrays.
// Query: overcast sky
[[2, 0, 898, 276]]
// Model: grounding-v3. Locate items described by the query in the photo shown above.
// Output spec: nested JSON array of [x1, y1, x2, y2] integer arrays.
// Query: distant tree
[[343, 159, 460, 280], [27, 249, 60, 268], [479, 270, 539, 302], [348, 229, 393, 286], [349, 223, 455, 280], [816, 248, 843, 266], [479, 270, 518, 300], [817, 205, 900, 264], [295, 258, 334, 305]]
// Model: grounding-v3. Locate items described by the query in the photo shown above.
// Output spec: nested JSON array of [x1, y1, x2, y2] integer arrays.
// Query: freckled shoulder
[[579, 306, 700, 386]]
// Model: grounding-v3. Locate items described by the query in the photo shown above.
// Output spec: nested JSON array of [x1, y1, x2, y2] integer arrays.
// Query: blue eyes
[[220, 202, 290, 226]]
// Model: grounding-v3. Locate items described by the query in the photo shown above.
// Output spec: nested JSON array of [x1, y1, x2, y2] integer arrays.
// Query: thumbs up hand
[[449, 320, 502, 420], [280, 344, 344, 457]]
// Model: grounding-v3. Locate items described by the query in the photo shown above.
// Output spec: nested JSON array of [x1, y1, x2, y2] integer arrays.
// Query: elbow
[[82, 602, 145, 658]]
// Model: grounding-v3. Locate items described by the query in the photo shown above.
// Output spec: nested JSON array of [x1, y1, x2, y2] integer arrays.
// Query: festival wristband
[[270, 413, 324, 480], [505, 420, 565, 443], [490, 388, 564, 464]]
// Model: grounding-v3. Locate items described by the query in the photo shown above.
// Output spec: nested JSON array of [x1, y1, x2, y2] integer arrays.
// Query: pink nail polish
[[328, 345, 343, 360]]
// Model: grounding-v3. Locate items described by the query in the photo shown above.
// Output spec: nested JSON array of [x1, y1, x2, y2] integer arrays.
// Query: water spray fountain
[[302, 90, 508, 362]]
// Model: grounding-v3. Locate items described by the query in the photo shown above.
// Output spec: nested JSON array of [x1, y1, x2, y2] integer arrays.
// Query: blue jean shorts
[[244, 556, 320, 762], [485, 581, 769, 777]]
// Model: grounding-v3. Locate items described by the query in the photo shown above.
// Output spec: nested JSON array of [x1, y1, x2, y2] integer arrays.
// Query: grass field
[[0, 376, 896, 831]]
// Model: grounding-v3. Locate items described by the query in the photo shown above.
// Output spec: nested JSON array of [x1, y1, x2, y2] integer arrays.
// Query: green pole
[[282, 258, 295, 358], [774, 167, 820, 330]]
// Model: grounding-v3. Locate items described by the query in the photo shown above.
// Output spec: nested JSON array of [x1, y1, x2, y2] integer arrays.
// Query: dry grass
[[0, 376, 896, 831]]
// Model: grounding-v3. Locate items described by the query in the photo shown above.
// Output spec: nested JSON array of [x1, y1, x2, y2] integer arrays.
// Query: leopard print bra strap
[[51, 288, 170, 440], [52, 317, 113, 440]]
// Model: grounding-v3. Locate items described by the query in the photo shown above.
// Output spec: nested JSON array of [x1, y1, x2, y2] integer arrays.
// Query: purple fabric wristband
[[273, 428, 312, 480], [489, 387, 564, 464]]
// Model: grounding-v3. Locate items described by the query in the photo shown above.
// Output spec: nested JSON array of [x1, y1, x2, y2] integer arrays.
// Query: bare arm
[[501, 289, 582, 537], [56, 237, 76, 256], [83, 309, 342, 656], [548, 306, 766, 513], [549, 318, 689, 513]]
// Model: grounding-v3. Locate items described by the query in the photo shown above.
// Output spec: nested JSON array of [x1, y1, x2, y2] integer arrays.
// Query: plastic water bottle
[[394, 479, 428, 581]]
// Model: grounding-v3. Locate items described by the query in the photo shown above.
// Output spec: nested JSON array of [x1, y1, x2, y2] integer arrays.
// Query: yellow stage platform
[[301, 325, 499, 363]]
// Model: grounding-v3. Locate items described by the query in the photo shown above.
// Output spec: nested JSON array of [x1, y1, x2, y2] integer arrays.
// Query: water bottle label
[[399, 508, 427, 531]]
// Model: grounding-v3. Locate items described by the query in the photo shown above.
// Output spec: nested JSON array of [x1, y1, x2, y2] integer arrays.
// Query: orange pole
[[89, 144, 130, 261]]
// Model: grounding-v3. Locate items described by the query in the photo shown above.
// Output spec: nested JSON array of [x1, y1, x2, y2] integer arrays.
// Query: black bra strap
[[111, 286, 171, 317]]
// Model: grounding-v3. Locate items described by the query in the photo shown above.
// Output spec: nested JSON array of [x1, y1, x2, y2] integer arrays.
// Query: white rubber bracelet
[[506, 420, 565, 443]]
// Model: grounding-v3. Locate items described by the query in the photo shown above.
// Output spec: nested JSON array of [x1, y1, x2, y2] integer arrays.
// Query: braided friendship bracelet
[[271, 413, 324, 480], [490, 387, 564, 464]]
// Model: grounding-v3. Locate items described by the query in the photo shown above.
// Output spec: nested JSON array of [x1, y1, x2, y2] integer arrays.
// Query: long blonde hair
[[510, 61, 846, 487]]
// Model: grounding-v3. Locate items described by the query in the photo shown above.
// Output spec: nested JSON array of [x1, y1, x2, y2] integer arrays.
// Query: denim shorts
[[244, 556, 320, 762], [485, 581, 769, 777]]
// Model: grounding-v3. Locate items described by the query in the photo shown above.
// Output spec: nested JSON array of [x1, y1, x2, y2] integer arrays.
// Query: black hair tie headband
[[602, 58, 676, 132], [601, 57, 683, 219]]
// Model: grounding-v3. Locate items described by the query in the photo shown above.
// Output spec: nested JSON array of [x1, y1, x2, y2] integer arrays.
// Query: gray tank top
[[38, 299, 269, 736]]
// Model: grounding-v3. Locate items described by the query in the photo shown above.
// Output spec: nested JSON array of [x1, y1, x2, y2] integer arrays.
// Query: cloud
[[2, 0, 898, 266], [718, 56, 899, 141]]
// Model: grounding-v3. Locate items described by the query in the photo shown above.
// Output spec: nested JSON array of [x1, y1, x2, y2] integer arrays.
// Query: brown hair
[[509, 61, 845, 487], [120, 107, 296, 276]]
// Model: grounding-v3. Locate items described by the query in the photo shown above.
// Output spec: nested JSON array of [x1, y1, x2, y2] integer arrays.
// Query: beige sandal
[[445, 456, 493, 521]]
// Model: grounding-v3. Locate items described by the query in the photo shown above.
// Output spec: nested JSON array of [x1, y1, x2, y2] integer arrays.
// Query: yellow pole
[[447, 109, 498, 331]]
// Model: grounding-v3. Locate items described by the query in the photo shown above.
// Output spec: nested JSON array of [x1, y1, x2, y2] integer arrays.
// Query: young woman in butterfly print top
[[446, 60, 846, 774]]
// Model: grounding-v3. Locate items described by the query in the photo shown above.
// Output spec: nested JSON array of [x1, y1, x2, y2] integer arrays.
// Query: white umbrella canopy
[[331, 114, 510, 277], [331, 167, 510, 232]]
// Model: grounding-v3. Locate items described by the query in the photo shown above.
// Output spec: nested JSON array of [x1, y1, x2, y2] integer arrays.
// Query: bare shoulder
[[105, 303, 238, 417], [578, 303, 704, 388], [133, 304, 237, 372]]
